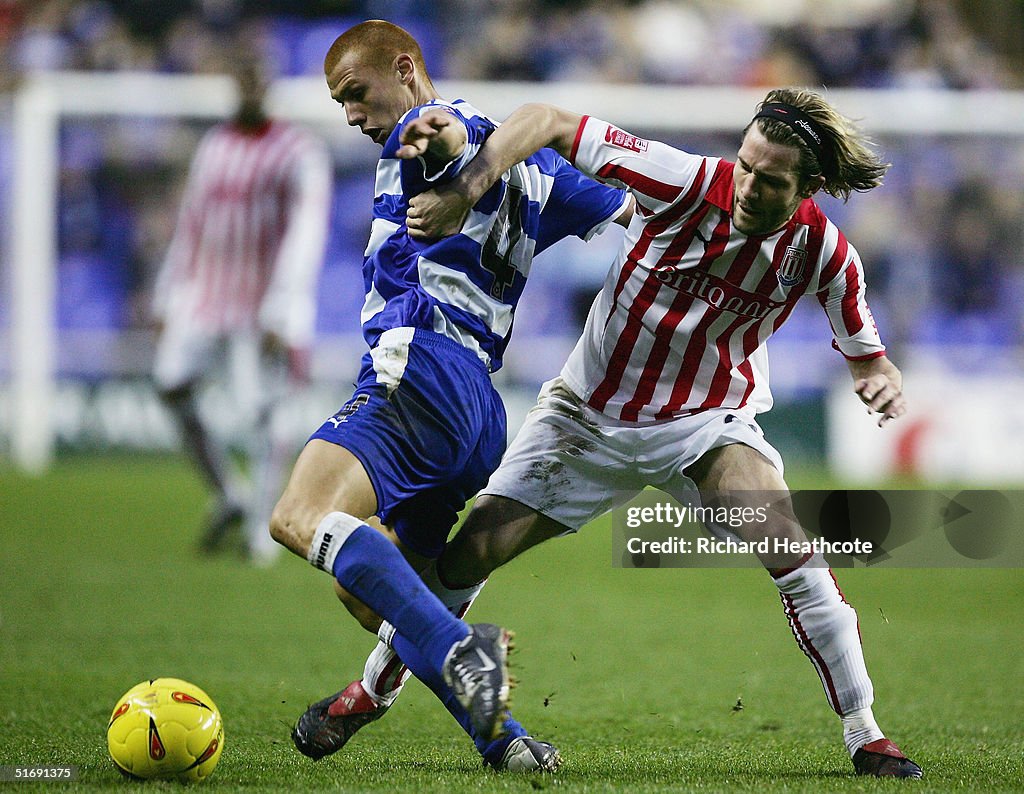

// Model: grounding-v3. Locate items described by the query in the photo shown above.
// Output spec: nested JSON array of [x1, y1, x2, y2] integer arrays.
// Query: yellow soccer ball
[[107, 678, 224, 782]]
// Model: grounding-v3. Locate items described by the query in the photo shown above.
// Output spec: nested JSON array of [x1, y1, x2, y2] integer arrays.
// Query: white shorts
[[153, 326, 289, 412], [483, 378, 784, 531]]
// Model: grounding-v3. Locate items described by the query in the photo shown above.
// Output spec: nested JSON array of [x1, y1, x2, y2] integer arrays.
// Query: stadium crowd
[[2, 0, 1020, 90], [1, 0, 1021, 386]]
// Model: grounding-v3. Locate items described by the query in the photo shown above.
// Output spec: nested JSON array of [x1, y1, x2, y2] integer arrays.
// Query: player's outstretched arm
[[404, 103, 584, 239], [848, 355, 906, 426]]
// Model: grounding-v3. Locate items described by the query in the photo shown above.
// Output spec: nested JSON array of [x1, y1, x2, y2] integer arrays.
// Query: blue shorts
[[309, 329, 506, 559]]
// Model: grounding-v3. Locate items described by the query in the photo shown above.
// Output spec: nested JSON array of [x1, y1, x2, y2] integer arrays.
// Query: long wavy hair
[[746, 88, 891, 202]]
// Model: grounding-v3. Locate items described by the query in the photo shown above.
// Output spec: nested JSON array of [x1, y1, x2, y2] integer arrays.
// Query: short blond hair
[[324, 19, 433, 87]]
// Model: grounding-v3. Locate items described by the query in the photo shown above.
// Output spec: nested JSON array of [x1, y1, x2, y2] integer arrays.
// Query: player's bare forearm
[[847, 354, 906, 426], [457, 103, 582, 204], [405, 104, 584, 239]]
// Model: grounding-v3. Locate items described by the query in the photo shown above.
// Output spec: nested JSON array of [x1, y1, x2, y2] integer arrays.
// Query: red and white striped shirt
[[153, 120, 331, 347], [562, 116, 884, 422]]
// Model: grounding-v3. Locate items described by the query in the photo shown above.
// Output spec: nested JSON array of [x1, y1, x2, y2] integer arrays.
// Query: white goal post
[[8, 71, 1024, 472]]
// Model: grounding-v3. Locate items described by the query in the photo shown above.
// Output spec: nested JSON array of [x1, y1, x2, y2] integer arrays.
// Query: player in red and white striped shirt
[[374, 89, 920, 777], [152, 58, 331, 563], [560, 120, 882, 422]]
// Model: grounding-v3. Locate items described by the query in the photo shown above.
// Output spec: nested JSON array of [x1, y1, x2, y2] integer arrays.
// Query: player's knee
[[157, 383, 192, 408], [333, 580, 383, 634], [268, 496, 313, 557], [267, 503, 291, 548]]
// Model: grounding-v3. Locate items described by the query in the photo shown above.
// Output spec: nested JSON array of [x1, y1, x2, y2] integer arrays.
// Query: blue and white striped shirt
[[359, 99, 627, 372]]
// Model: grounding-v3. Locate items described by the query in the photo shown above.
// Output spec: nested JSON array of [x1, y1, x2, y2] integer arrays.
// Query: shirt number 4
[[481, 183, 525, 301]]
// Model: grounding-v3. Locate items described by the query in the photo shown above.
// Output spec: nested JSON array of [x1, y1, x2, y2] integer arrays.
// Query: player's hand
[[262, 332, 310, 382], [407, 184, 472, 240], [396, 112, 455, 160], [261, 331, 287, 359], [287, 347, 311, 383], [854, 374, 906, 427]]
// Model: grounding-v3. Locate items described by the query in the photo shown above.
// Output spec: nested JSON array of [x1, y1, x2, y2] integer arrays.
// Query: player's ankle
[[841, 706, 884, 756]]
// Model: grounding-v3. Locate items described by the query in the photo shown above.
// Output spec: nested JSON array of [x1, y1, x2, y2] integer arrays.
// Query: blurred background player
[[151, 51, 332, 563], [335, 88, 921, 778], [271, 20, 629, 771]]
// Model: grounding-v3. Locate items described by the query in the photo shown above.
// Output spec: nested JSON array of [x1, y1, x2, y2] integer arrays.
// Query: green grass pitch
[[1, 454, 1022, 792]]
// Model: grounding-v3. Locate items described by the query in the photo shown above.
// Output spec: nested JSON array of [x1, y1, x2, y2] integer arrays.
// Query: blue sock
[[312, 513, 526, 764], [325, 521, 468, 674], [393, 631, 527, 765]]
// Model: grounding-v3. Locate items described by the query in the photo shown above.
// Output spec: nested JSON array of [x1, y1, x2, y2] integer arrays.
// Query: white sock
[[841, 706, 885, 756], [244, 404, 290, 562], [773, 554, 877, 747], [360, 561, 486, 706], [307, 512, 362, 572], [360, 638, 410, 708]]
